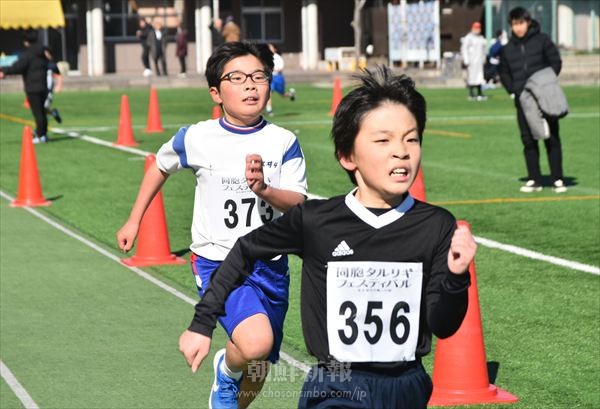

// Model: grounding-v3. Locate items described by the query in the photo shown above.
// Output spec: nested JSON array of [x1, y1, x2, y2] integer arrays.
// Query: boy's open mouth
[[390, 167, 409, 176]]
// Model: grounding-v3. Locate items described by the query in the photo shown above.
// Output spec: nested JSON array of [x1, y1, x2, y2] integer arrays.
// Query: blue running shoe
[[209, 349, 241, 409]]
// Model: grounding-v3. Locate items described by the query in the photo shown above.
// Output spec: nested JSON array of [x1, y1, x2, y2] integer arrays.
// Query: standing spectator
[[499, 7, 566, 193], [460, 22, 487, 101], [175, 21, 188, 78], [0, 31, 50, 143], [265, 43, 296, 116], [136, 18, 152, 77], [484, 30, 507, 86], [222, 15, 241, 42], [148, 18, 168, 76], [210, 17, 224, 52]]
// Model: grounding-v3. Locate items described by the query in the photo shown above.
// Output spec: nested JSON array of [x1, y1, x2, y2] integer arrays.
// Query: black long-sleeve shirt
[[0, 44, 48, 94], [189, 193, 470, 367]]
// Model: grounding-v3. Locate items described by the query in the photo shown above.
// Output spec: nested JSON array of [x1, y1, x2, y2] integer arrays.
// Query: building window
[[103, 0, 178, 40], [241, 0, 283, 42], [103, 0, 139, 39]]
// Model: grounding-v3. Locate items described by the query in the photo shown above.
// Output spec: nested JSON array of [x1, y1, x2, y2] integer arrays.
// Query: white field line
[[0, 361, 40, 409], [307, 193, 599, 275], [35, 129, 600, 275], [473, 236, 599, 275], [52, 127, 153, 156], [53, 111, 600, 133], [0, 190, 310, 375], [427, 111, 599, 123]]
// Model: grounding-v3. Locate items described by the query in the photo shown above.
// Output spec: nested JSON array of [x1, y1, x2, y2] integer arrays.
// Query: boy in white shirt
[[117, 41, 307, 409]]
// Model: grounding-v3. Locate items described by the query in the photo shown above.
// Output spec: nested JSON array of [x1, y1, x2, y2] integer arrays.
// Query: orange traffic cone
[[114, 95, 138, 147], [122, 155, 186, 267], [328, 77, 343, 116], [409, 166, 427, 202], [428, 220, 518, 406], [11, 126, 51, 207], [212, 104, 221, 119], [23, 97, 30, 109], [144, 87, 165, 133]]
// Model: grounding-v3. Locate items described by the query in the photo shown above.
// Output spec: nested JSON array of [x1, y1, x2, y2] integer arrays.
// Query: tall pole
[[195, 0, 212, 74], [212, 0, 219, 19], [485, 0, 493, 46], [301, 0, 318, 70], [86, 0, 104, 76], [551, 0, 557, 43]]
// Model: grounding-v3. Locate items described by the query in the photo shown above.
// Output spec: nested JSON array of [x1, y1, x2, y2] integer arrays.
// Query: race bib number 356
[[326, 261, 423, 363]]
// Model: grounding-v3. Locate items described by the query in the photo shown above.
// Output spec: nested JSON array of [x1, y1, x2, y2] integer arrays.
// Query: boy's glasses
[[220, 70, 271, 85]]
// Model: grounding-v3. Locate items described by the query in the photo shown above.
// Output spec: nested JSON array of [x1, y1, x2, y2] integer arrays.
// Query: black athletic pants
[[515, 98, 564, 183], [26, 91, 48, 139]]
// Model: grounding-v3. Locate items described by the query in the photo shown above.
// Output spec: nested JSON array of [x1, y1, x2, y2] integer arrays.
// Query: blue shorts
[[271, 73, 286, 96], [191, 253, 290, 363]]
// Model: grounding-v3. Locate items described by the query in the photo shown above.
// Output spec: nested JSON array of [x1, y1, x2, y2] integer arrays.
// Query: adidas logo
[[332, 240, 354, 257]]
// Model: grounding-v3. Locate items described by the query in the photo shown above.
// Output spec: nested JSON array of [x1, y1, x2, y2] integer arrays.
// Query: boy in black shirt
[[179, 67, 477, 409]]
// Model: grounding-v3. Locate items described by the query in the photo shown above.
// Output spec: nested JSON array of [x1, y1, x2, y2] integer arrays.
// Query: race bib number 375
[[206, 174, 277, 239], [326, 261, 423, 363]]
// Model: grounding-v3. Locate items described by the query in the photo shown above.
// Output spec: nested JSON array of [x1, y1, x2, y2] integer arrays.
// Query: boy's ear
[[209, 86, 223, 104], [338, 153, 357, 173]]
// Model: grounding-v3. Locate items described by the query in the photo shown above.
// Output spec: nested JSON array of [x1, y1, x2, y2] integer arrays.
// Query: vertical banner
[[388, 0, 440, 67], [387, 2, 404, 66]]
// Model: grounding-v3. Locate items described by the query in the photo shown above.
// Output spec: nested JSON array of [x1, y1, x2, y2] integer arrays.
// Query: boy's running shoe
[[289, 88, 296, 101], [209, 349, 241, 409], [520, 179, 542, 193]]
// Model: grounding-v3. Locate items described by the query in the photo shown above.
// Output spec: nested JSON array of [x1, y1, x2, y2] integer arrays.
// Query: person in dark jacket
[[0, 31, 50, 143], [148, 18, 168, 76], [175, 21, 188, 78], [499, 7, 567, 193], [210, 18, 224, 52], [136, 18, 152, 77]]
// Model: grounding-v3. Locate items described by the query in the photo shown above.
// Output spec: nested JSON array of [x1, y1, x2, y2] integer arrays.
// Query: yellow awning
[[0, 0, 65, 29]]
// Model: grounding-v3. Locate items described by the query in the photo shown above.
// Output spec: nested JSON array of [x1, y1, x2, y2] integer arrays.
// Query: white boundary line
[[52, 128, 153, 156], [307, 193, 599, 275], [24, 128, 600, 275], [0, 360, 40, 409], [51, 111, 600, 133], [473, 236, 599, 275], [0, 191, 310, 376]]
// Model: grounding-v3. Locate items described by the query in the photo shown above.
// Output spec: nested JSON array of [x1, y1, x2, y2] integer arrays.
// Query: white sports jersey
[[156, 117, 307, 260], [273, 52, 284, 73]]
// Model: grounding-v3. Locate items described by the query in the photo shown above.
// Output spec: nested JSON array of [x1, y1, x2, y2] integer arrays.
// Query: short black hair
[[23, 30, 38, 44], [331, 66, 426, 185], [508, 7, 531, 23], [205, 41, 274, 89]]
